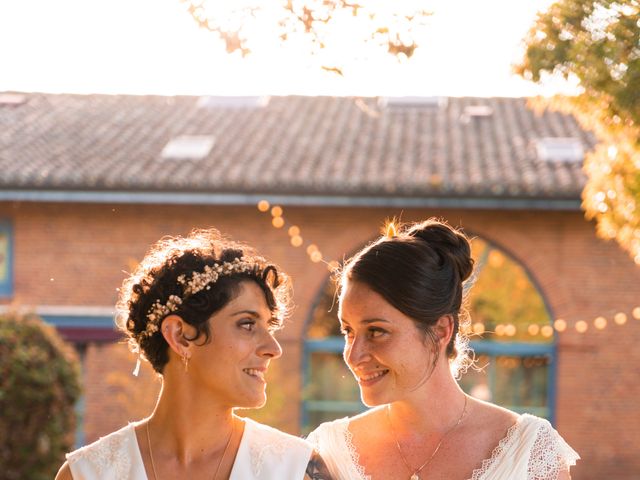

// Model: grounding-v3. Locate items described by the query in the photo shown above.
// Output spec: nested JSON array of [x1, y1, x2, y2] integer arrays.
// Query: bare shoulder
[[55, 461, 74, 480], [462, 397, 520, 446], [467, 397, 520, 427], [344, 406, 386, 435]]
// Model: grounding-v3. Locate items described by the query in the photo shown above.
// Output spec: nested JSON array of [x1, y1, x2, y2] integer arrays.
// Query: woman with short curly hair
[[56, 228, 330, 480]]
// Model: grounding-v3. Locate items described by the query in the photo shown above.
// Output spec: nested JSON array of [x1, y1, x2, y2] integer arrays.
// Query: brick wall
[[1, 201, 638, 479]]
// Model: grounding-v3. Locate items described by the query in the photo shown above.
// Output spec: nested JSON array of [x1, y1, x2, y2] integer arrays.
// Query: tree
[[516, 0, 640, 263], [0, 311, 81, 480], [179, 0, 431, 75]]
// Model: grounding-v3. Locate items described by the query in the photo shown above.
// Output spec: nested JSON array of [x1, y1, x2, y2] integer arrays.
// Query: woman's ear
[[435, 314, 455, 349], [161, 315, 193, 358]]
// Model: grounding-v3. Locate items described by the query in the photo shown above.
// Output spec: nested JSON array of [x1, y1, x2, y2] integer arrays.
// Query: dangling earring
[[182, 354, 190, 373]]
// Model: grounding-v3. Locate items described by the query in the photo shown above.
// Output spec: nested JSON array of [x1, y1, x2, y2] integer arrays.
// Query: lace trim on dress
[[527, 420, 580, 480], [247, 419, 311, 477], [468, 417, 522, 480], [67, 427, 132, 479], [249, 433, 292, 476], [342, 420, 371, 480]]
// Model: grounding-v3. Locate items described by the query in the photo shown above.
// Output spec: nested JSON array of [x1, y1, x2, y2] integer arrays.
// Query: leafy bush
[[0, 311, 81, 480]]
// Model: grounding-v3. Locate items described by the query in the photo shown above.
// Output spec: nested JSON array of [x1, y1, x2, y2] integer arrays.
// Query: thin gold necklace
[[387, 394, 468, 480], [145, 416, 235, 480]]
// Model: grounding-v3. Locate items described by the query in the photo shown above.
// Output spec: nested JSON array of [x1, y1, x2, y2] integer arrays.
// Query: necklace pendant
[[410, 475, 421, 480]]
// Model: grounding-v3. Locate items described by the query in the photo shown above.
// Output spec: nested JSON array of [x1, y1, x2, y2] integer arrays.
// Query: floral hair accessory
[[139, 256, 264, 340]]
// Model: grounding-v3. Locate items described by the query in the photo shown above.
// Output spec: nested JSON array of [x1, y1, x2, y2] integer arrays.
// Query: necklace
[[145, 416, 235, 480], [387, 394, 468, 480]]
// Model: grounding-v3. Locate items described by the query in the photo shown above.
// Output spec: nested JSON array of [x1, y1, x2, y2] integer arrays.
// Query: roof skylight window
[[534, 137, 584, 163], [379, 96, 448, 109], [0, 93, 27, 106], [160, 135, 215, 161], [197, 96, 270, 109]]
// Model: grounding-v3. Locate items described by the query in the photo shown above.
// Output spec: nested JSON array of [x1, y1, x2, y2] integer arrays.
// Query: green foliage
[[0, 311, 81, 480], [179, 1, 431, 73], [517, 0, 640, 263], [469, 239, 552, 343]]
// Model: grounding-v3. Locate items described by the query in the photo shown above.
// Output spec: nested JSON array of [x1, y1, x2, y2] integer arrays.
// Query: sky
[[0, 0, 579, 97]]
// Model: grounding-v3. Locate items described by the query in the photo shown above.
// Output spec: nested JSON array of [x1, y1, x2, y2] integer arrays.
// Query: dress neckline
[[129, 417, 250, 480], [341, 413, 531, 480]]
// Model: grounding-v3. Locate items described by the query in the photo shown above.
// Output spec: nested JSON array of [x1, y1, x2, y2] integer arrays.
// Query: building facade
[[1, 93, 639, 478]]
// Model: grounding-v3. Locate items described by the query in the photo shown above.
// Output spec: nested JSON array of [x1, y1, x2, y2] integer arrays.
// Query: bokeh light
[[614, 312, 627, 325], [553, 318, 567, 332]]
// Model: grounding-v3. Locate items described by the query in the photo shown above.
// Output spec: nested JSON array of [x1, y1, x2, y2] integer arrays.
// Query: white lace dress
[[66, 417, 314, 479], [307, 413, 579, 480]]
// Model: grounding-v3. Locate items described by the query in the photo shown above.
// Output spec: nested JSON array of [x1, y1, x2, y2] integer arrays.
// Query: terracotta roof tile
[[0, 93, 596, 199]]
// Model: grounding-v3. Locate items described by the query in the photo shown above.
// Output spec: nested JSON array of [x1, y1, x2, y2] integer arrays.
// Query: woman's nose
[[259, 331, 282, 359], [344, 335, 370, 368]]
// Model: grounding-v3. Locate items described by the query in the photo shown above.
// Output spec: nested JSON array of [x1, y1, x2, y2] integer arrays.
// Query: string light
[[258, 200, 327, 268], [310, 251, 323, 263], [541, 325, 554, 338], [553, 319, 567, 332], [257, 201, 640, 338], [527, 324, 540, 336], [594, 316, 607, 330], [614, 312, 627, 325]]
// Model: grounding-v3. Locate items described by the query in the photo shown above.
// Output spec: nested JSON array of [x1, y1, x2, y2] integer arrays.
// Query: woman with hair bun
[[308, 218, 579, 480], [56, 229, 330, 480]]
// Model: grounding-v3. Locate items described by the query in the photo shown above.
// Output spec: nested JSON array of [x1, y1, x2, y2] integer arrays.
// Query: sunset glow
[[0, 0, 578, 97]]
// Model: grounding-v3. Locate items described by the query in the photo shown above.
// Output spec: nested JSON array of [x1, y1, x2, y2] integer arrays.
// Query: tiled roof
[[0, 93, 595, 200]]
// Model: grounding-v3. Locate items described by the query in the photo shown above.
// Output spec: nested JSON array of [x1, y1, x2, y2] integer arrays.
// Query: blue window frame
[[0, 221, 13, 297]]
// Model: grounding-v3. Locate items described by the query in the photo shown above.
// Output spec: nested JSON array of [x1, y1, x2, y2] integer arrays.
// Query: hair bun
[[406, 219, 474, 282]]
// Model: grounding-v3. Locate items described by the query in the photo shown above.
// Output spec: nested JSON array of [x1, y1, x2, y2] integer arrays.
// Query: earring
[[182, 354, 190, 373]]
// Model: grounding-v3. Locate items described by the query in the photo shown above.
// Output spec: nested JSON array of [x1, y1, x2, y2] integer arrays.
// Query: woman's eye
[[239, 320, 256, 331], [368, 328, 386, 338], [340, 327, 353, 338]]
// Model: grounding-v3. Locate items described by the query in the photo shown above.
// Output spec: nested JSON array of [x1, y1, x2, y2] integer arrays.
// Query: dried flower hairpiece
[[135, 256, 264, 340]]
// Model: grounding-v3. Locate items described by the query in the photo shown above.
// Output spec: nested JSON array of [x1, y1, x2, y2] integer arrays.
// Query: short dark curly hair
[[116, 229, 291, 373]]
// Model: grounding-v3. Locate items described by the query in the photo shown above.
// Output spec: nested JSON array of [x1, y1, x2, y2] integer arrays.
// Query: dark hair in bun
[[341, 218, 473, 375]]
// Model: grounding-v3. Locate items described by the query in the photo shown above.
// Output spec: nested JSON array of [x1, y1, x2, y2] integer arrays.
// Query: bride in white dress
[[56, 229, 330, 480], [308, 219, 579, 480]]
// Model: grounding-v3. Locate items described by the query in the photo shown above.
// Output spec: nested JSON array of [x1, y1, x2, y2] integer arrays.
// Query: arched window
[[302, 236, 557, 431]]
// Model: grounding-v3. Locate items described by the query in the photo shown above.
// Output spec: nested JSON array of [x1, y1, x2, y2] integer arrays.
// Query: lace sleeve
[[527, 420, 580, 480]]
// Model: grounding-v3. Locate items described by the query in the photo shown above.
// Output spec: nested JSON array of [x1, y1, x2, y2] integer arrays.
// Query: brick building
[[1, 93, 638, 479]]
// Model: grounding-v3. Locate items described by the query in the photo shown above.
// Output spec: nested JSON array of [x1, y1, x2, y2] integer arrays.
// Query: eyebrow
[[361, 318, 390, 324], [231, 310, 261, 318], [340, 317, 390, 325]]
